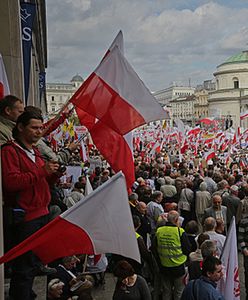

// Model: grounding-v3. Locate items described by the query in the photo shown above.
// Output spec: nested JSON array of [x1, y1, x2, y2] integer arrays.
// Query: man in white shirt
[[203, 217, 226, 257]]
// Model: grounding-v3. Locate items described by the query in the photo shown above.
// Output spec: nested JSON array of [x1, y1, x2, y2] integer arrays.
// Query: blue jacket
[[181, 276, 225, 300]]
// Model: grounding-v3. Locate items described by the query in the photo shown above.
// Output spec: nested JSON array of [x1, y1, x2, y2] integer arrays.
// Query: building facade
[[46, 75, 84, 115], [208, 50, 248, 129], [194, 89, 209, 119], [170, 94, 196, 124], [153, 85, 195, 106], [0, 0, 47, 110]]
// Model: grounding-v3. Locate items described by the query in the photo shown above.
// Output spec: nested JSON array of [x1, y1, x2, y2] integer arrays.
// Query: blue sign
[[20, 2, 36, 104]]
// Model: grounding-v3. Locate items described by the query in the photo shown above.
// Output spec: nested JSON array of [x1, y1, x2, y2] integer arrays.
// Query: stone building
[[208, 50, 248, 129], [170, 94, 196, 124], [46, 75, 84, 115], [194, 89, 209, 120], [154, 84, 195, 106]]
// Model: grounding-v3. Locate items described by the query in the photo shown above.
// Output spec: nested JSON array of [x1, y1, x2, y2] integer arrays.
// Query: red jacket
[[1, 142, 58, 221]]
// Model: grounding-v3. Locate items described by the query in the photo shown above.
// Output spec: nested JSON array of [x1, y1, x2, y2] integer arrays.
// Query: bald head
[[137, 201, 147, 214]]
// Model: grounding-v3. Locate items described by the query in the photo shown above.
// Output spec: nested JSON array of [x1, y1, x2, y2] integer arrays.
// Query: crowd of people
[[1, 94, 248, 299]]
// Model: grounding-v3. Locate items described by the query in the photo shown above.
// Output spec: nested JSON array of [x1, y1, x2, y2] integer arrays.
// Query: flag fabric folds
[[219, 217, 240, 300], [71, 31, 167, 188], [0, 53, 10, 99], [70, 46, 168, 136], [0, 172, 140, 265], [90, 121, 135, 188]]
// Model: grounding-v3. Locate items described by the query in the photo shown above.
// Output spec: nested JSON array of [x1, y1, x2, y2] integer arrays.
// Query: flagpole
[[42, 97, 72, 137], [82, 254, 88, 273]]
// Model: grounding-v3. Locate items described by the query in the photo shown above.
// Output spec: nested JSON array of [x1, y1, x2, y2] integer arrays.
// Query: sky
[[46, 0, 248, 92]]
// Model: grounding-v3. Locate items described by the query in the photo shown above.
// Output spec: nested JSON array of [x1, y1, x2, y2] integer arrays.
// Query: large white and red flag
[[74, 30, 124, 130], [70, 45, 167, 135], [219, 217, 240, 300], [0, 172, 140, 265], [0, 53, 10, 99], [71, 32, 167, 188], [74, 31, 135, 187]]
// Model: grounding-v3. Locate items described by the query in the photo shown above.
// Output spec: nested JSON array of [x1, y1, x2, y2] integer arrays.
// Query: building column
[[0, 0, 24, 99]]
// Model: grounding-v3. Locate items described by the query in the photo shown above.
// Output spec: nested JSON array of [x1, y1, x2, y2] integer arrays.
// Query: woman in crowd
[[112, 260, 151, 300]]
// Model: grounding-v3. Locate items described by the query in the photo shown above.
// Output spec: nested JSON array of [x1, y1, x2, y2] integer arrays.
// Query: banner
[[20, 2, 36, 104], [219, 217, 240, 300], [39, 71, 46, 104]]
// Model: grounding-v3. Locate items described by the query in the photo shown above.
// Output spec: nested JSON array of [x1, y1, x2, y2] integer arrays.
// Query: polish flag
[[232, 128, 240, 145], [219, 217, 240, 300], [0, 53, 10, 99], [240, 159, 247, 170], [220, 141, 229, 152], [188, 127, 201, 136], [74, 30, 124, 131], [73, 32, 135, 187], [150, 140, 162, 156], [180, 140, 188, 154], [71, 33, 167, 188], [70, 45, 168, 136], [204, 150, 215, 162], [90, 122, 135, 188], [240, 110, 248, 120], [199, 117, 214, 125], [0, 172, 140, 265]]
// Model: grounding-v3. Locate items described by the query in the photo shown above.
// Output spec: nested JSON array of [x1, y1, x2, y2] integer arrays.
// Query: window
[[51, 96, 55, 101], [52, 107, 56, 112], [233, 77, 239, 89]]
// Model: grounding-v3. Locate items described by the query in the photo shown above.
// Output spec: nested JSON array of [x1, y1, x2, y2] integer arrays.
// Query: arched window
[[233, 77, 239, 89]]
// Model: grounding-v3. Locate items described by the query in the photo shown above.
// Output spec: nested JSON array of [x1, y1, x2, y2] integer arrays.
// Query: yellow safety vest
[[135, 232, 141, 239], [156, 226, 187, 267]]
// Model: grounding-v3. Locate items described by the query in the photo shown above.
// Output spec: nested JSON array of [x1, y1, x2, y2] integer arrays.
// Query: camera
[[58, 164, 66, 173]]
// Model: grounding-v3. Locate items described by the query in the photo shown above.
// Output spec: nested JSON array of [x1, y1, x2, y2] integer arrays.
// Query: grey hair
[[167, 210, 179, 224], [201, 240, 217, 258]]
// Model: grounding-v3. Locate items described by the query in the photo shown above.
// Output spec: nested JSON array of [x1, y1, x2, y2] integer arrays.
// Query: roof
[[71, 74, 84, 82], [220, 50, 248, 66]]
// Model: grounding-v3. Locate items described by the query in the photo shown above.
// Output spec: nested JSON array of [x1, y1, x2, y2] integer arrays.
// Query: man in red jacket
[[1, 111, 63, 300]]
